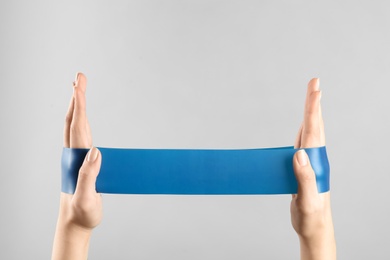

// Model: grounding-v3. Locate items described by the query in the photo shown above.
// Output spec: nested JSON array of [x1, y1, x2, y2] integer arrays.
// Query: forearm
[[52, 217, 92, 260], [299, 219, 336, 260], [52, 196, 93, 260]]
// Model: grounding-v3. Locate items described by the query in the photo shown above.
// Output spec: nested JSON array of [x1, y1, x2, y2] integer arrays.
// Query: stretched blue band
[[61, 146, 329, 195]]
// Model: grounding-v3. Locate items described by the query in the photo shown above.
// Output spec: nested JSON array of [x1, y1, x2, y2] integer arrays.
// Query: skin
[[52, 73, 102, 260], [292, 78, 337, 259], [52, 74, 336, 259]]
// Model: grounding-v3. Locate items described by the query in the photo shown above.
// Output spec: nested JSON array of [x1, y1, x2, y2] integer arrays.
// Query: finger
[[305, 78, 320, 105], [63, 94, 75, 148], [86, 118, 93, 146], [70, 73, 90, 148], [301, 90, 321, 147], [301, 78, 322, 148], [74, 147, 101, 196], [294, 123, 303, 149], [319, 97, 326, 145], [293, 149, 319, 199], [73, 73, 87, 123]]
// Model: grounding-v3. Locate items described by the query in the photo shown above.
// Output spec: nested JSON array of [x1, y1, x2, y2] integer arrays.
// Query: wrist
[[298, 226, 336, 260], [52, 217, 92, 260], [52, 198, 93, 260], [57, 217, 92, 241]]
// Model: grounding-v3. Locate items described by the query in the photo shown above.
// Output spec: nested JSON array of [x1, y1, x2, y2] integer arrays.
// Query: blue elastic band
[[61, 146, 329, 195]]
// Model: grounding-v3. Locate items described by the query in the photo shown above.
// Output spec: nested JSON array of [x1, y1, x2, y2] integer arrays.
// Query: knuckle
[[304, 128, 320, 136], [72, 199, 94, 215], [65, 114, 73, 125], [299, 170, 316, 182], [295, 199, 321, 216], [302, 132, 321, 146], [78, 164, 97, 179], [70, 123, 84, 134], [306, 110, 317, 119], [78, 166, 91, 179]]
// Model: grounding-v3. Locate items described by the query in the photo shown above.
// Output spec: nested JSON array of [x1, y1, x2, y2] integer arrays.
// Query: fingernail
[[297, 149, 308, 166], [73, 73, 80, 87], [87, 147, 99, 162]]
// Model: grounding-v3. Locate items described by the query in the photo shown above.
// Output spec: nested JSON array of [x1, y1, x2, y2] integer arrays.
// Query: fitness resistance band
[[62, 146, 329, 195]]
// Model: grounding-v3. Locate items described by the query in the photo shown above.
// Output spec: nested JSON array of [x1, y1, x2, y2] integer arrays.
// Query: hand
[[291, 78, 336, 259], [52, 73, 102, 260]]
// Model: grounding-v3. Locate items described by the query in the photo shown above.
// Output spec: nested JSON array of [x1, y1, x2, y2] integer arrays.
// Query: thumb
[[74, 147, 101, 195], [293, 149, 318, 199]]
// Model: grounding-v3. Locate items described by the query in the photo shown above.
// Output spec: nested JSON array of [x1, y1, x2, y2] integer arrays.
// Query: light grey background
[[1, 0, 389, 259]]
